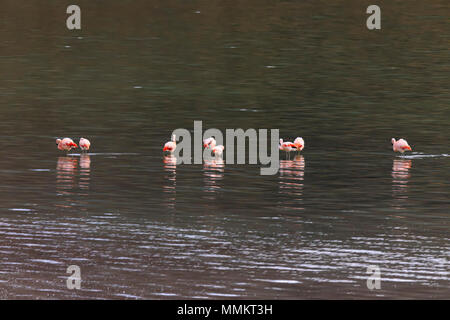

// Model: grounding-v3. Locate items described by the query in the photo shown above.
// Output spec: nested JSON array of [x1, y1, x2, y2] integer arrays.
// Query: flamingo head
[[56, 139, 61, 145], [391, 138, 396, 145]]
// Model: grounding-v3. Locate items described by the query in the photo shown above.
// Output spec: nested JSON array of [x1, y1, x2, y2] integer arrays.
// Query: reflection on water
[[203, 158, 225, 199], [278, 155, 305, 210], [392, 159, 412, 211], [79, 154, 91, 191], [163, 155, 177, 209], [0, 0, 448, 300], [56, 155, 91, 210], [56, 157, 78, 194]]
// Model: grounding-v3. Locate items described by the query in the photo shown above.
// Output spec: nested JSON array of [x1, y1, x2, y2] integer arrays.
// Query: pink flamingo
[[56, 138, 78, 152], [212, 145, 225, 157], [293, 137, 305, 152], [279, 138, 296, 159], [203, 137, 217, 149], [163, 134, 177, 153], [391, 138, 412, 153], [79, 137, 91, 152]]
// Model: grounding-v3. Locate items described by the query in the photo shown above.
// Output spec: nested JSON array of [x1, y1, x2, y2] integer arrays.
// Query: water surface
[[0, 0, 448, 299]]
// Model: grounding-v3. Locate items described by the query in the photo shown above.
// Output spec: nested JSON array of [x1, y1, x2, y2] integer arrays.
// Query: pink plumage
[[79, 137, 91, 151], [391, 138, 412, 153], [163, 134, 177, 153], [56, 138, 78, 151], [203, 137, 217, 149], [212, 145, 225, 157], [293, 137, 305, 151], [279, 139, 295, 152]]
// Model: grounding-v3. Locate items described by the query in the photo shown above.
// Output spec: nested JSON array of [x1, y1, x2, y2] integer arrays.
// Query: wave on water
[[67, 153, 141, 157], [399, 153, 449, 159]]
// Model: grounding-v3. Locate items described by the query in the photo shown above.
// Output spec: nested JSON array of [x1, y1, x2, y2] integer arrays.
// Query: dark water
[[0, 1, 449, 299]]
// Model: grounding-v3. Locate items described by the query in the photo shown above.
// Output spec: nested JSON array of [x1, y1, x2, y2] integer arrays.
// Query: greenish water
[[0, 1, 448, 299]]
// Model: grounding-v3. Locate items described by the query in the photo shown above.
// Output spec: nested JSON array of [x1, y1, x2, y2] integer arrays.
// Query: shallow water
[[0, 1, 449, 299]]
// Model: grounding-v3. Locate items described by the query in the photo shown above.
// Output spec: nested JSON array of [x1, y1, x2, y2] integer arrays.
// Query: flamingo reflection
[[278, 155, 305, 210], [56, 156, 79, 209], [163, 155, 177, 209], [56, 155, 92, 209], [79, 154, 91, 191], [56, 157, 78, 194], [203, 158, 224, 199], [392, 159, 412, 210]]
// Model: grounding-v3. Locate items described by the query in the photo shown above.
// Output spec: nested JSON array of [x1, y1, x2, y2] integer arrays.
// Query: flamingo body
[[279, 139, 295, 152], [203, 137, 217, 149], [56, 138, 78, 151], [391, 138, 412, 153], [293, 137, 304, 151], [163, 134, 177, 153], [279, 138, 296, 159], [212, 145, 225, 157], [79, 137, 91, 151]]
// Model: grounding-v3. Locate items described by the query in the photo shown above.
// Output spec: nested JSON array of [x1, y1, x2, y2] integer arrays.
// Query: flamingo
[[212, 145, 225, 157], [279, 138, 296, 159], [293, 137, 304, 152], [56, 138, 78, 152], [163, 134, 177, 153], [391, 138, 412, 153], [203, 137, 217, 149], [79, 137, 91, 152]]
